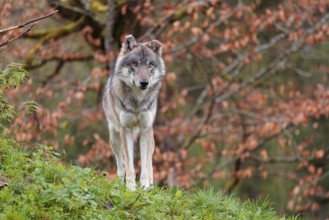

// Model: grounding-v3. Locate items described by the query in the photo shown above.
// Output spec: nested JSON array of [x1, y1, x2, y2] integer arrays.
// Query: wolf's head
[[114, 35, 165, 90]]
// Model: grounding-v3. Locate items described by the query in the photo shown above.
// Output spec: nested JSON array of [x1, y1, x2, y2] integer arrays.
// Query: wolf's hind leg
[[110, 127, 125, 177]]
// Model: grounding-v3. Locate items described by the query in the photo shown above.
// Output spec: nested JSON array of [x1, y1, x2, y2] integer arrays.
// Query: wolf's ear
[[121, 35, 138, 54], [144, 40, 162, 57]]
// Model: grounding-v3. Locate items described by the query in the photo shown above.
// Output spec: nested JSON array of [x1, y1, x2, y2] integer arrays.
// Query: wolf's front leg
[[120, 127, 136, 191], [140, 128, 155, 189]]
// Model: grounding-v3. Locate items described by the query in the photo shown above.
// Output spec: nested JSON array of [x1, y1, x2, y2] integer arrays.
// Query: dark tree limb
[[42, 61, 65, 87], [226, 123, 294, 193], [48, 0, 92, 18], [104, 0, 115, 70], [47, 0, 105, 41], [225, 97, 249, 194]]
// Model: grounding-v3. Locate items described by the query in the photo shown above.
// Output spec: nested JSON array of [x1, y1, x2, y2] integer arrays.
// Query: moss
[[25, 16, 86, 67]]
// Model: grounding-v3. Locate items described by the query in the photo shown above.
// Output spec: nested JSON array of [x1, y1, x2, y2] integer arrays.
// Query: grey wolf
[[102, 35, 165, 190]]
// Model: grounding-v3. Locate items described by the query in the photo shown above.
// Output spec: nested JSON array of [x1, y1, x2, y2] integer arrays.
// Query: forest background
[[1, 0, 329, 219]]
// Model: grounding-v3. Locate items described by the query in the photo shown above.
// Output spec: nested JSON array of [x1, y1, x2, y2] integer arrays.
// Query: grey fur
[[102, 35, 165, 190]]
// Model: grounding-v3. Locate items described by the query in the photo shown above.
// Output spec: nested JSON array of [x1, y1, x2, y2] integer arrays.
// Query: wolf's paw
[[140, 182, 150, 189], [140, 174, 151, 189], [117, 169, 125, 178], [141, 183, 154, 191], [116, 176, 125, 182], [126, 180, 137, 191], [140, 178, 151, 190]]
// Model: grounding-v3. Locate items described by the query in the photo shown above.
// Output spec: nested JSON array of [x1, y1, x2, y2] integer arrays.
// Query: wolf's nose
[[140, 81, 149, 89]]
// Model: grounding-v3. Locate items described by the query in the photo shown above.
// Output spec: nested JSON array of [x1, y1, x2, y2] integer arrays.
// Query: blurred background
[[1, 0, 329, 218]]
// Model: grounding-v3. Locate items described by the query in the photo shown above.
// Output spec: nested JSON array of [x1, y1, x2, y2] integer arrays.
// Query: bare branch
[[169, 3, 241, 55], [138, 0, 189, 41], [0, 10, 58, 34], [182, 61, 246, 150], [0, 24, 36, 48], [29, 54, 93, 70]]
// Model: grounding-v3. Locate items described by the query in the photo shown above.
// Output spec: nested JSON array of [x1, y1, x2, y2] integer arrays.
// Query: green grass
[[0, 137, 297, 220]]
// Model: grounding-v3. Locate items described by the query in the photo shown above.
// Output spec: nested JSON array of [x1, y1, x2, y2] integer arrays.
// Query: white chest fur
[[120, 109, 156, 130]]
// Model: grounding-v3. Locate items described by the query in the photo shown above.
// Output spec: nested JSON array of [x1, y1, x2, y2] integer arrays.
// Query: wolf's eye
[[132, 62, 139, 67], [148, 63, 153, 69]]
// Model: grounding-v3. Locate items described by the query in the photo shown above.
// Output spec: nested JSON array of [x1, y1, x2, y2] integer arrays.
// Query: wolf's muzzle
[[140, 81, 149, 90]]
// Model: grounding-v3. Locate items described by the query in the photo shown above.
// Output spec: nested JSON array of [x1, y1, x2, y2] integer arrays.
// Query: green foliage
[[0, 63, 28, 89], [0, 63, 37, 134], [0, 142, 297, 219]]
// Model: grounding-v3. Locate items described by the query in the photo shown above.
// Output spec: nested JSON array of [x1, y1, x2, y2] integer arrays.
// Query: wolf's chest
[[119, 110, 155, 129]]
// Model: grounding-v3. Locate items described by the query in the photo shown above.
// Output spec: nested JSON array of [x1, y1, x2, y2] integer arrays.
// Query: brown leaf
[[260, 150, 268, 160], [307, 164, 315, 174], [0, 177, 8, 189], [314, 150, 325, 159]]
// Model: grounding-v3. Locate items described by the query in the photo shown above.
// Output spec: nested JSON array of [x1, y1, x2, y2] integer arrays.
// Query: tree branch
[[0, 24, 36, 48], [24, 16, 86, 67], [29, 54, 93, 70], [0, 10, 58, 48], [42, 61, 65, 87], [47, 0, 92, 17], [138, 0, 189, 41], [104, 0, 115, 70], [0, 10, 58, 34]]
